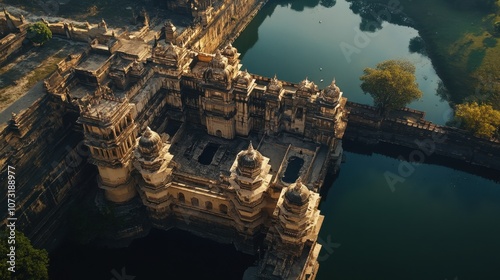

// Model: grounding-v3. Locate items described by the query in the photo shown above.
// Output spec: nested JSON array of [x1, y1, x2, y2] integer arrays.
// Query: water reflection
[[235, 0, 336, 56], [318, 149, 500, 280], [347, 0, 415, 32], [233, 1, 500, 279], [233, 0, 451, 124]]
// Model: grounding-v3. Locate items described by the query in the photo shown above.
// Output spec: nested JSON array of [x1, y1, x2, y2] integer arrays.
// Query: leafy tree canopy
[[0, 230, 49, 280], [27, 22, 52, 46], [455, 102, 500, 138], [360, 59, 423, 114]]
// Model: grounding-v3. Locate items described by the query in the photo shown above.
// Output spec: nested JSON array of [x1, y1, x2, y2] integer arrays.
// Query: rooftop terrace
[[165, 124, 328, 189]]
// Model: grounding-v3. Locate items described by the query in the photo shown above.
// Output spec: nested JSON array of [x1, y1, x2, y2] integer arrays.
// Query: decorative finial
[[295, 176, 302, 189], [144, 126, 153, 137], [248, 141, 254, 152]]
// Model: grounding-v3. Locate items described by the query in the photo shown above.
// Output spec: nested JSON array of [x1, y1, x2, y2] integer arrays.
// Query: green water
[[317, 147, 500, 279], [48, 1, 500, 279], [234, 0, 451, 124], [234, 0, 500, 279]]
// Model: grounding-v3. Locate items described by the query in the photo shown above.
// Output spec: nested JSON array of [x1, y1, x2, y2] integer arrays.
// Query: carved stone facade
[[1, 2, 344, 278], [41, 34, 347, 278], [2, 5, 500, 277]]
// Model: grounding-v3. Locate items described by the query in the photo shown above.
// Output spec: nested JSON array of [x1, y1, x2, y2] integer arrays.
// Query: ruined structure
[[0, 8, 27, 64]]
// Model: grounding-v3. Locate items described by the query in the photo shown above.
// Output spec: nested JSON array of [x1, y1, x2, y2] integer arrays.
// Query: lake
[[49, 1, 500, 279], [233, 1, 500, 279], [234, 0, 452, 124]]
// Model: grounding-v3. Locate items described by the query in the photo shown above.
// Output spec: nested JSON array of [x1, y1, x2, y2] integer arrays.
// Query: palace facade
[[43, 31, 347, 278], [1, 1, 346, 278]]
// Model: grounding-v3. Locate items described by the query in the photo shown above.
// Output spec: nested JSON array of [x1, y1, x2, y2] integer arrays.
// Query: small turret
[[284, 177, 310, 206], [236, 142, 263, 178], [138, 127, 163, 160]]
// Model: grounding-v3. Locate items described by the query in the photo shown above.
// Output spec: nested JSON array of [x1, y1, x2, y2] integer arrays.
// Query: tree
[[360, 60, 423, 114], [455, 102, 500, 138], [0, 230, 49, 280], [26, 22, 52, 46]]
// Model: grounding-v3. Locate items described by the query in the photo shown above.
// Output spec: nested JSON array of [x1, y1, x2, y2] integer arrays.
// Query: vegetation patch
[[455, 102, 500, 138], [482, 36, 497, 47], [360, 59, 422, 115], [346, 0, 500, 106], [0, 39, 84, 111], [27, 21, 52, 46], [466, 48, 486, 73]]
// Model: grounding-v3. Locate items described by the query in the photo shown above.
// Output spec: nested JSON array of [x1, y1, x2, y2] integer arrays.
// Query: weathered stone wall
[[344, 101, 500, 171], [0, 11, 26, 65], [47, 21, 111, 43], [0, 31, 26, 64], [0, 95, 94, 250], [190, 0, 264, 52]]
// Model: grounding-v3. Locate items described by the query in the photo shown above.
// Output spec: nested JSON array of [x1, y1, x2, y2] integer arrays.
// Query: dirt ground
[[0, 38, 87, 113], [0, 2, 190, 121]]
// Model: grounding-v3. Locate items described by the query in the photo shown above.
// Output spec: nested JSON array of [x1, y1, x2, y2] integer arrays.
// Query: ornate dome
[[298, 78, 317, 91], [267, 74, 283, 92], [321, 79, 341, 103], [204, 67, 230, 83], [138, 127, 162, 158], [284, 177, 310, 206], [237, 142, 263, 170], [236, 69, 252, 87], [210, 50, 228, 69], [204, 50, 233, 85], [222, 43, 237, 57]]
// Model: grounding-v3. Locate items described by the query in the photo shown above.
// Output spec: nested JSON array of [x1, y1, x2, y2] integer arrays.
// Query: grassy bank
[[349, 0, 500, 107]]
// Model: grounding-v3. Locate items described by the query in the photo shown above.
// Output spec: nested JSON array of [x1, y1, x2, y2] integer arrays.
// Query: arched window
[[191, 197, 199, 207], [205, 201, 213, 210], [219, 204, 228, 214], [178, 193, 185, 203]]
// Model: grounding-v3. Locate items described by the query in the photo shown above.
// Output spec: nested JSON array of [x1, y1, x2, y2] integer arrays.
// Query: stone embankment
[[0, 94, 94, 250], [344, 101, 500, 171]]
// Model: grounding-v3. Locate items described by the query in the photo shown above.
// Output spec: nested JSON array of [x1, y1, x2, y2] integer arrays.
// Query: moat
[[46, 1, 500, 280]]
